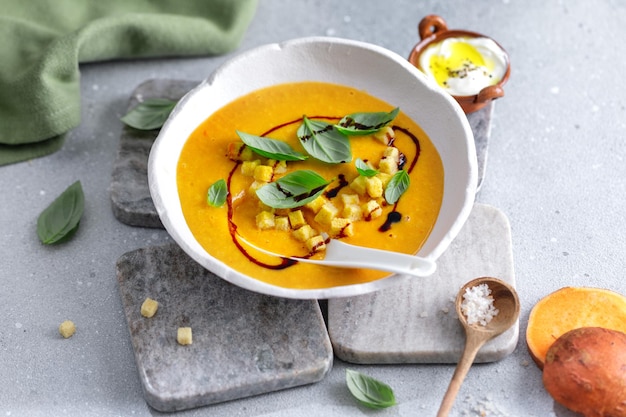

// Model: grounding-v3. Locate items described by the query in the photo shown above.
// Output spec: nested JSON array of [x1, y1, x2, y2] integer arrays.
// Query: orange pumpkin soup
[[177, 82, 444, 289]]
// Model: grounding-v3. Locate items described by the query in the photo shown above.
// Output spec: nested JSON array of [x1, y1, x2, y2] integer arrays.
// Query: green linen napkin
[[0, 0, 258, 166]]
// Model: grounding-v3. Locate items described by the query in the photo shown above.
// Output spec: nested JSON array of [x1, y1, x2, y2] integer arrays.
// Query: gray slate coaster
[[110, 79, 494, 228], [327, 203, 517, 364], [116, 244, 333, 412], [110, 79, 198, 228]]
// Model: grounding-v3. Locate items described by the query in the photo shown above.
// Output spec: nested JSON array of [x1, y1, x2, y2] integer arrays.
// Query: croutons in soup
[[177, 82, 443, 289]]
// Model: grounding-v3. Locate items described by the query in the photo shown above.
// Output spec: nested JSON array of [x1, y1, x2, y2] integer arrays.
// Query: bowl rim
[[148, 36, 477, 299]]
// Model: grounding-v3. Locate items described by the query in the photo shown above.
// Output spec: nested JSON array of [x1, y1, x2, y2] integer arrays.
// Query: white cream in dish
[[419, 36, 508, 96]]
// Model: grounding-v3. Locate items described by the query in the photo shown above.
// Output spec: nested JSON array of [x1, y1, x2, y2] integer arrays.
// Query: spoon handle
[[323, 238, 437, 277], [436, 334, 486, 417]]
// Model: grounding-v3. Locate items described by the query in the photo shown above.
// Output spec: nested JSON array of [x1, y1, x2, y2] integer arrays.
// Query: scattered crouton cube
[[341, 193, 360, 206], [241, 159, 261, 176], [365, 176, 383, 198], [373, 126, 395, 145], [227, 142, 254, 161], [362, 200, 383, 220], [349, 175, 368, 195], [268, 159, 288, 174], [330, 217, 354, 237], [376, 172, 393, 188], [378, 157, 398, 175], [306, 235, 326, 253], [177, 327, 193, 345], [227, 142, 244, 161], [140, 298, 159, 318], [253, 165, 274, 182], [304, 195, 327, 213], [59, 320, 76, 339], [288, 210, 307, 229], [256, 211, 275, 229], [342, 203, 363, 221], [292, 224, 316, 242], [275, 216, 290, 231], [314, 203, 339, 225], [240, 146, 254, 162], [383, 146, 400, 161], [248, 180, 264, 195]]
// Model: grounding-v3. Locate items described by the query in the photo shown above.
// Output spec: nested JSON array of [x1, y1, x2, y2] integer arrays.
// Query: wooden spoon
[[437, 277, 520, 417]]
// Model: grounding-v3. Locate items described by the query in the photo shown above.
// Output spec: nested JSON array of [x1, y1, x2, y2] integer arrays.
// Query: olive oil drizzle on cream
[[225, 119, 421, 270]]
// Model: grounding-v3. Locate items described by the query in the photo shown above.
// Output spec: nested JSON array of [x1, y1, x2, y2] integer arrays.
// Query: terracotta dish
[[408, 15, 511, 114]]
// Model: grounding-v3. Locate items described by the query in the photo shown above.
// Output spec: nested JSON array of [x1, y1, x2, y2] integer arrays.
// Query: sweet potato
[[526, 287, 626, 368], [542, 327, 626, 417]]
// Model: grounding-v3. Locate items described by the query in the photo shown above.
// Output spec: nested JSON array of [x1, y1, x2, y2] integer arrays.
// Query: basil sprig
[[37, 181, 85, 245], [207, 179, 228, 207], [355, 158, 379, 177], [336, 107, 399, 136], [346, 369, 396, 409], [237, 131, 307, 161], [384, 170, 410, 204], [222, 107, 408, 209], [256, 170, 329, 209], [120, 98, 177, 130], [297, 116, 352, 164]]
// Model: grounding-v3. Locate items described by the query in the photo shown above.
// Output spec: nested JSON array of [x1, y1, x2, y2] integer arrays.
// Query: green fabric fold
[[0, 0, 258, 166]]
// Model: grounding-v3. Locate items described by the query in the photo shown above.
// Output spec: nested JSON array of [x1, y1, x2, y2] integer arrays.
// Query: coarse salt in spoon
[[437, 277, 520, 417]]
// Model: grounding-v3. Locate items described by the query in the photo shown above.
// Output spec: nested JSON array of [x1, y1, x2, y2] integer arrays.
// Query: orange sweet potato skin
[[526, 287, 626, 369], [542, 327, 626, 417]]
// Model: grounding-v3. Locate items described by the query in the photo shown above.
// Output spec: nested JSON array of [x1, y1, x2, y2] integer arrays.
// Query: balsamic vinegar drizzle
[[325, 174, 349, 199], [225, 117, 422, 270], [379, 211, 402, 232], [227, 163, 298, 270]]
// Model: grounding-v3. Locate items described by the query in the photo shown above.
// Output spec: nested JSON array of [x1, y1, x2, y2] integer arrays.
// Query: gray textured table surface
[[2, 1, 626, 416]]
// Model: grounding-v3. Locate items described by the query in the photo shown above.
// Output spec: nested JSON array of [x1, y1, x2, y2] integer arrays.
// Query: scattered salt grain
[[460, 283, 499, 326], [462, 394, 509, 416]]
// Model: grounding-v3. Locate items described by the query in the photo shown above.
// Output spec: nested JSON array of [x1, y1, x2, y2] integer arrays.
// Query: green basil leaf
[[237, 131, 308, 161], [37, 181, 85, 245], [355, 158, 379, 177], [336, 107, 400, 136], [256, 170, 329, 209], [207, 179, 228, 207], [120, 98, 177, 130], [346, 369, 396, 409], [384, 170, 410, 204], [297, 116, 352, 164]]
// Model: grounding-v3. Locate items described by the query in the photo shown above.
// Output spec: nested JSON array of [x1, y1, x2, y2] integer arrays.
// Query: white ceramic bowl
[[148, 37, 477, 299]]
